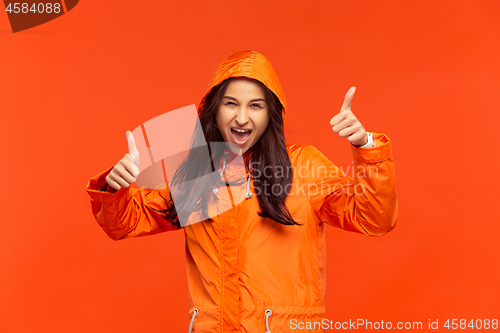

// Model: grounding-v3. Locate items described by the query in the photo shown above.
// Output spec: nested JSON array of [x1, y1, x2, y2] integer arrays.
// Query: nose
[[235, 107, 250, 126]]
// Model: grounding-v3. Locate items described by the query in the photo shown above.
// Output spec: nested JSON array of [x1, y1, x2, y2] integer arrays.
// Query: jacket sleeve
[[85, 166, 181, 240], [301, 132, 398, 236]]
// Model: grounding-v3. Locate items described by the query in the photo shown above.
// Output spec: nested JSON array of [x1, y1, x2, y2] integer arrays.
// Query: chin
[[231, 145, 247, 155], [226, 141, 251, 155]]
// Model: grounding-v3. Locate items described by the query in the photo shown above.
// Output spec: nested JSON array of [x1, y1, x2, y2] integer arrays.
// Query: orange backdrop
[[1, 0, 499, 332]]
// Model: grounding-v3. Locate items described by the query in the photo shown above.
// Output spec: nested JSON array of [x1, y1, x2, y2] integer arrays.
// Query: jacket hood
[[197, 50, 287, 125]]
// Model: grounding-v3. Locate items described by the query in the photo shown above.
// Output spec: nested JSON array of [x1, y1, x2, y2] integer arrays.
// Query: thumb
[[341, 86, 356, 112], [126, 130, 141, 178]]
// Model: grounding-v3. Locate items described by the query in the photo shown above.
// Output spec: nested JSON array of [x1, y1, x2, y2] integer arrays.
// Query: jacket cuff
[[351, 132, 393, 164], [85, 166, 128, 203]]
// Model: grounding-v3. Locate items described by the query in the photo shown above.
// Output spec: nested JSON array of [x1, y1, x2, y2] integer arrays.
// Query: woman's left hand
[[329, 86, 368, 147]]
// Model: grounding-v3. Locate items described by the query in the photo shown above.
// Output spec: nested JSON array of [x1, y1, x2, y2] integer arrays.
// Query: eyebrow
[[223, 96, 266, 103]]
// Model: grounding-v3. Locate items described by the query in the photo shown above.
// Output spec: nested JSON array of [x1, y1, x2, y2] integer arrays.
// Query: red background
[[1, 0, 499, 332]]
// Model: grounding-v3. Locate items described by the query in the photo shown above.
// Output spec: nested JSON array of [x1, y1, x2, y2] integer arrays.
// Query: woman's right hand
[[105, 130, 141, 191]]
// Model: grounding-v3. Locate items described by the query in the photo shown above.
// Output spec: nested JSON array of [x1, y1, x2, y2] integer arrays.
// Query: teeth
[[233, 129, 250, 133]]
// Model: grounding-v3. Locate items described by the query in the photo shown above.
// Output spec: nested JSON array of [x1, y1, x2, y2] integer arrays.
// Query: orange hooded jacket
[[85, 50, 398, 332]]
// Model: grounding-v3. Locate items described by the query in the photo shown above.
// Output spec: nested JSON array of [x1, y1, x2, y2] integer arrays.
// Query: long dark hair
[[155, 77, 300, 226]]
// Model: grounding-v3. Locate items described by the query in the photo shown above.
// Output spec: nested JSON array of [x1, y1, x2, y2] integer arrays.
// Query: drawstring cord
[[245, 157, 253, 199], [265, 309, 272, 333], [212, 152, 253, 199], [188, 308, 198, 333], [245, 175, 252, 199], [212, 152, 229, 195], [188, 308, 270, 332]]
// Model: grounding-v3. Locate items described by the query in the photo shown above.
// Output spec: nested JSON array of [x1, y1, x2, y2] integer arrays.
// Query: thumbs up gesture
[[329, 87, 368, 147], [105, 130, 141, 191]]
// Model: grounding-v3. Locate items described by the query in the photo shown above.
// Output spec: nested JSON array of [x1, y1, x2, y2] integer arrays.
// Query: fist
[[105, 130, 141, 191], [329, 87, 368, 147]]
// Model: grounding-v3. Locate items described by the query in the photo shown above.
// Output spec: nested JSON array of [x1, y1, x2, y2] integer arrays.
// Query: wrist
[[352, 132, 374, 148]]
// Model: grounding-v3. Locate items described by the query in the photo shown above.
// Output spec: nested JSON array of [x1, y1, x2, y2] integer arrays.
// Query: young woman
[[85, 50, 398, 333]]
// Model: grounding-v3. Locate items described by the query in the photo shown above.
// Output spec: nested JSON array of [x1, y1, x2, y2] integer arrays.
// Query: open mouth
[[230, 128, 252, 145]]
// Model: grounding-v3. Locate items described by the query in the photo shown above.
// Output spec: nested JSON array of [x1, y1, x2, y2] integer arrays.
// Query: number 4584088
[[6, 3, 61, 14], [443, 319, 498, 329]]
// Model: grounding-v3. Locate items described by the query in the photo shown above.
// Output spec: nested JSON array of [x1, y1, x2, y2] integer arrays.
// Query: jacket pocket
[[250, 304, 326, 332]]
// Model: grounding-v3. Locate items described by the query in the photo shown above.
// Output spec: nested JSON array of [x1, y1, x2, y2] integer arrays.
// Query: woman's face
[[215, 78, 270, 154]]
